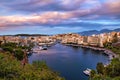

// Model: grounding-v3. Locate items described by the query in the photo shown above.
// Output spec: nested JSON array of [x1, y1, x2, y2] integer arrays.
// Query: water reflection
[[29, 44, 109, 80]]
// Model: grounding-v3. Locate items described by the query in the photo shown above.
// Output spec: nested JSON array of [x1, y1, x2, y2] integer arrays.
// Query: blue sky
[[0, 0, 120, 35]]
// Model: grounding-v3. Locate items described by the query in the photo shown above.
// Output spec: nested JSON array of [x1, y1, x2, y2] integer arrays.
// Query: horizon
[[0, 28, 120, 36], [0, 0, 120, 35]]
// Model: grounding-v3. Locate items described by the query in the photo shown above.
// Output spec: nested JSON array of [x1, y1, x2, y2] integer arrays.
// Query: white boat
[[32, 46, 41, 53], [32, 48, 41, 53], [32, 45, 48, 53], [83, 68, 91, 76], [42, 46, 48, 50], [38, 45, 48, 50], [39, 46, 43, 50]]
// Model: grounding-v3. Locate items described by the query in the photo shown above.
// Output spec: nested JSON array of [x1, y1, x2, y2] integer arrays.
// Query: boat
[[32, 46, 41, 53], [32, 48, 41, 53], [32, 45, 48, 53], [83, 68, 91, 76], [42, 45, 48, 50]]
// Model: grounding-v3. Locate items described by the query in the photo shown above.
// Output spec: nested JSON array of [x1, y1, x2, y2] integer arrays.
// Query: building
[[87, 36, 100, 46]]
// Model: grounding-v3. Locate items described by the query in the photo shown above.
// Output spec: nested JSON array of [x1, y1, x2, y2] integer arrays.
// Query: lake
[[29, 43, 109, 80]]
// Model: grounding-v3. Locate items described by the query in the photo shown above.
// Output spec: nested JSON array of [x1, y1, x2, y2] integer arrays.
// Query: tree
[[113, 76, 120, 80], [2, 46, 14, 53], [96, 62, 104, 74], [90, 70, 96, 79], [14, 49, 24, 60], [0, 52, 64, 80], [108, 58, 120, 77]]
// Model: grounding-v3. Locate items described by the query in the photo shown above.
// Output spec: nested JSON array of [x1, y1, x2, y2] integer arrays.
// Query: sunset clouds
[[0, 0, 120, 34]]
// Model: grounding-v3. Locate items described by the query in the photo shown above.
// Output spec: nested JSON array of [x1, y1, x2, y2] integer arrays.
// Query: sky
[[0, 0, 120, 35]]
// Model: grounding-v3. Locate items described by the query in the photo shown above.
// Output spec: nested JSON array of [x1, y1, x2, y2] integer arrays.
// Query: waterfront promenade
[[63, 43, 119, 60]]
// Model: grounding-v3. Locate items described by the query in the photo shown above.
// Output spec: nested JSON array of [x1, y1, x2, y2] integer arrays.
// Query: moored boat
[[42, 45, 48, 50], [83, 68, 91, 76]]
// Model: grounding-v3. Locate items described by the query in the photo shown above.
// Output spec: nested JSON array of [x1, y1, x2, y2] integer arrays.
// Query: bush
[[96, 62, 104, 74], [2, 46, 14, 53], [0, 53, 64, 80], [14, 49, 24, 60]]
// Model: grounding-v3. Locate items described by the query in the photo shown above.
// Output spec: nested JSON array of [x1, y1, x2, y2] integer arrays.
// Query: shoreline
[[62, 43, 118, 60]]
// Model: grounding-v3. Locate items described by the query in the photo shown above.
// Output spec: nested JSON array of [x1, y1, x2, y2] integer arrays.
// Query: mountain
[[78, 28, 120, 36], [114, 28, 120, 32], [15, 34, 49, 36]]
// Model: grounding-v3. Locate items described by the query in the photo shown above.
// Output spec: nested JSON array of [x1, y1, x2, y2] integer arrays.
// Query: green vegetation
[[0, 42, 32, 60], [104, 42, 120, 55], [14, 49, 24, 60], [0, 42, 64, 80], [90, 35, 120, 80], [103, 33, 120, 55], [0, 53, 64, 80], [90, 58, 120, 80], [96, 62, 104, 75]]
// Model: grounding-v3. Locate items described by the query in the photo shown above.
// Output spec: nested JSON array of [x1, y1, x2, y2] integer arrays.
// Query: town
[[0, 32, 120, 48], [0, 32, 120, 57]]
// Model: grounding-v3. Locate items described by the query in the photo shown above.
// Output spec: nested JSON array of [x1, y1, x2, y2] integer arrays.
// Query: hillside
[[78, 28, 120, 36]]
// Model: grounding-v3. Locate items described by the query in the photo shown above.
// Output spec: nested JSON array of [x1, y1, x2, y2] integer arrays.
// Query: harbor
[[29, 43, 109, 80]]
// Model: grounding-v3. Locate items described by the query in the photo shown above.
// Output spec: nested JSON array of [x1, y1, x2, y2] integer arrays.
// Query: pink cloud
[[0, 0, 120, 28], [0, 12, 71, 27], [0, 9, 95, 27], [104, 0, 120, 14], [97, 0, 120, 16]]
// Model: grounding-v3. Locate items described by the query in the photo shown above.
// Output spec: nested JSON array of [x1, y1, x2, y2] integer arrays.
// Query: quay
[[63, 43, 118, 60]]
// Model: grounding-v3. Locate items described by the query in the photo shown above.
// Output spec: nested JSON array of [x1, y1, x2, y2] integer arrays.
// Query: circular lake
[[29, 43, 109, 80]]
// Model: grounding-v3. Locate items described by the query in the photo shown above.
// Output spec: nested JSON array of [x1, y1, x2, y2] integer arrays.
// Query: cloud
[[0, 12, 70, 27], [0, 0, 102, 13], [0, 9, 97, 27], [101, 26, 120, 30], [105, 0, 120, 14], [0, 0, 88, 12], [0, 0, 120, 35], [0, 26, 85, 35], [1, 0, 120, 19], [95, 0, 120, 17], [59, 0, 86, 10]]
